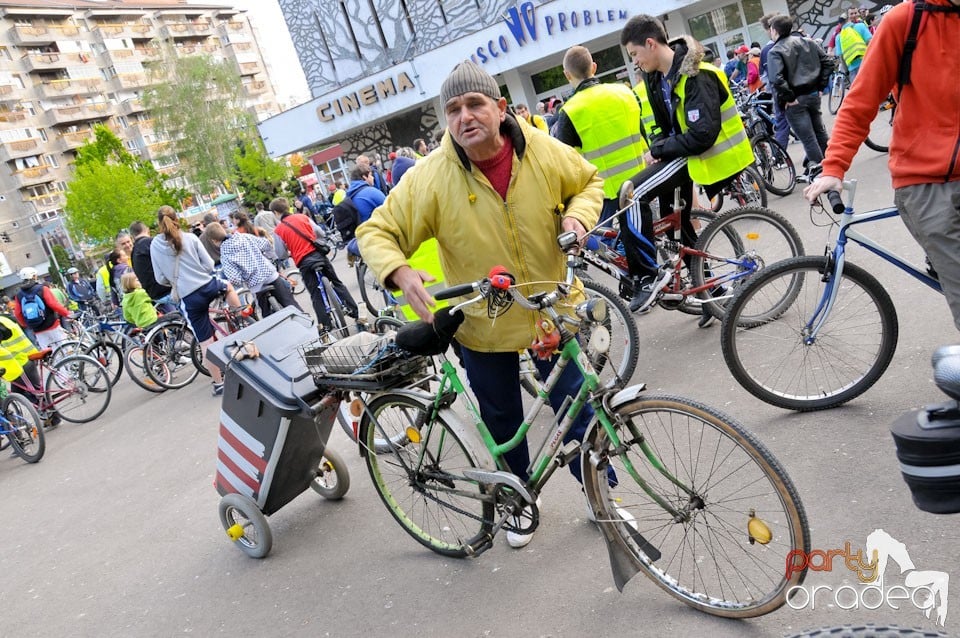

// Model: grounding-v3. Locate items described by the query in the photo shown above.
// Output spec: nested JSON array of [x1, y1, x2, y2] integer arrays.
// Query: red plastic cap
[[735, 45, 749, 54]]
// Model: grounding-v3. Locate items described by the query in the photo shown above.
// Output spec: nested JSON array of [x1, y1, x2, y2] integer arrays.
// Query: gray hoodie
[[150, 231, 215, 300]]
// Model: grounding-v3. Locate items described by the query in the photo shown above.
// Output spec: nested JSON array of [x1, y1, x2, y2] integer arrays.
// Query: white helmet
[[18, 267, 38, 282], [66, 267, 79, 275]]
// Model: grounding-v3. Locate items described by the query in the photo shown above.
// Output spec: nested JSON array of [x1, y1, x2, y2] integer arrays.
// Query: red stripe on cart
[[216, 463, 256, 499], [218, 423, 267, 474], [218, 448, 260, 492]]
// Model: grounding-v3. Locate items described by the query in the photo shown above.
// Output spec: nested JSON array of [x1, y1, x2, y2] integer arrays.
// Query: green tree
[[64, 162, 163, 244], [143, 40, 255, 195], [232, 138, 290, 207]]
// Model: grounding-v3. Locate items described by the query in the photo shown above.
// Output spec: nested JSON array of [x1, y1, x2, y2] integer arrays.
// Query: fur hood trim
[[669, 35, 705, 77]]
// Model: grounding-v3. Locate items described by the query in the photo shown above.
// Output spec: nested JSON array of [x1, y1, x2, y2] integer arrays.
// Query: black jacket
[[551, 77, 602, 148], [131, 235, 172, 301], [641, 36, 730, 162], [768, 32, 832, 106], [332, 196, 360, 242]]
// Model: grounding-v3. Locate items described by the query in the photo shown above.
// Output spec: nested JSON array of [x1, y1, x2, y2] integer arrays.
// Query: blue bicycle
[[0, 386, 45, 463], [720, 180, 940, 411]]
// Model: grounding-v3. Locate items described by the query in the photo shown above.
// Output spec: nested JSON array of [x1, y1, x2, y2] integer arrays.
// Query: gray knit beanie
[[440, 60, 501, 105]]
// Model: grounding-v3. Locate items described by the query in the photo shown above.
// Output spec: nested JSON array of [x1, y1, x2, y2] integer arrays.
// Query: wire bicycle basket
[[300, 328, 427, 391]]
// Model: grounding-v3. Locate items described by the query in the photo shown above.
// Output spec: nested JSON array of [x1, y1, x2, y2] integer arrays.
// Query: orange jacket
[[822, 0, 960, 188]]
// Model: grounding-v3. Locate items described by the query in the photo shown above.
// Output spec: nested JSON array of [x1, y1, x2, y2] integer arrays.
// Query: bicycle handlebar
[[826, 190, 846, 215], [434, 282, 480, 301]]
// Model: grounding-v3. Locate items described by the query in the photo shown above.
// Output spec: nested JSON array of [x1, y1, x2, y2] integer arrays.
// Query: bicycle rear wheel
[[730, 165, 768, 208], [321, 276, 348, 331], [123, 344, 167, 393], [356, 261, 393, 317], [362, 393, 493, 557], [82, 340, 123, 387], [4, 394, 44, 463], [583, 394, 810, 618], [720, 256, 899, 411], [45, 354, 112, 423], [751, 136, 796, 196], [691, 206, 804, 320], [580, 279, 639, 386], [864, 98, 895, 153], [286, 269, 305, 295], [143, 319, 201, 390]]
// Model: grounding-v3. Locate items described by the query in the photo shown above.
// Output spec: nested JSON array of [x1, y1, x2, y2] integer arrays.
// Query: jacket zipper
[[946, 133, 960, 183]]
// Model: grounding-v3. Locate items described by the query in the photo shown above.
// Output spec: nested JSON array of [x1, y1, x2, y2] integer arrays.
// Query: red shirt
[[13, 283, 69, 332], [274, 213, 320, 266], [473, 135, 514, 200]]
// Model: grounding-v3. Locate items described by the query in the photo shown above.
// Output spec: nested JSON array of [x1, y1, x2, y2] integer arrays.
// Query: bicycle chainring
[[495, 487, 539, 534]]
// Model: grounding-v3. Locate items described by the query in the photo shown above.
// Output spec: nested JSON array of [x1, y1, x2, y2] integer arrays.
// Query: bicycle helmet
[[66, 267, 79, 275], [18, 267, 38, 282]]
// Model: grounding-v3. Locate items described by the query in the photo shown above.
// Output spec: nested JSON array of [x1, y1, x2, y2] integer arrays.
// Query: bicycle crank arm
[[461, 469, 536, 505]]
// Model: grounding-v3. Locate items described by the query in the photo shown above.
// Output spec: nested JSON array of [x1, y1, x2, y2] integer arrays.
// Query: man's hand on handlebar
[[561, 217, 588, 246], [803, 175, 843, 202], [387, 265, 437, 323]]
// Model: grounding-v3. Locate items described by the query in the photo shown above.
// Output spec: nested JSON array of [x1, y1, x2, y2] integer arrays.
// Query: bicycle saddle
[[28, 348, 52, 361], [933, 345, 960, 402], [394, 307, 465, 356]]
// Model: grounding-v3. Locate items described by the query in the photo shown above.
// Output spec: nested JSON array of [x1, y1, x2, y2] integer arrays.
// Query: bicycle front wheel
[[721, 256, 898, 411], [691, 206, 804, 320], [583, 394, 810, 618], [827, 74, 846, 114], [580, 278, 639, 386], [362, 393, 493, 557], [143, 320, 201, 390], [123, 344, 167, 393], [321, 277, 347, 331], [82, 340, 124, 387], [731, 165, 768, 208], [45, 354, 113, 423], [864, 98, 895, 153], [4, 394, 44, 463], [751, 136, 796, 196]]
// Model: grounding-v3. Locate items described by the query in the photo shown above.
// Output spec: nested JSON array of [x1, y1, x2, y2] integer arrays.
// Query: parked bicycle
[[0, 384, 44, 463], [720, 180, 930, 411], [308, 237, 809, 617], [10, 348, 112, 424], [826, 64, 849, 115], [737, 90, 797, 196]]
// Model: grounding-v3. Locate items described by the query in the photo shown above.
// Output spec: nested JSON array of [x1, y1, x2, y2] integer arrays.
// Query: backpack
[[19, 288, 46, 329], [899, 1, 960, 93]]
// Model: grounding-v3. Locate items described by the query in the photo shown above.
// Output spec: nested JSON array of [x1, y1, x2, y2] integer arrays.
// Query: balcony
[[244, 80, 268, 97], [0, 108, 28, 124], [140, 141, 172, 161], [249, 102, 278, 119], [119, 98, 144, 116], [113, 72, 149, 91], [24, 192, 66, 215], [237, 60, 261, 76], [91, 21, 155, 41], [160, 21, 213, 39], [0, 82, 16, 103], [57, 129, 95, 152], [12, 165, 56, 188], [0, 138, 41, 163], [36, 77, 104, 99], [222, 20, 246, 34], [225, 40, 253, 56], [20, 51, 84, 73], [101, 47, 155, 66], [46, 102, 115, 126], [11, 24, 81, 47], [126, 119, 154, 140]]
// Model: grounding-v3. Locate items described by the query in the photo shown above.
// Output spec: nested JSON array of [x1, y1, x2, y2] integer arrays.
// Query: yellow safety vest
[[0, 344, 24, 382], [562, 83, 649, 200], [0, 315, 38, 365], [676, 63, 754, 185], [839, 25, 867, 66], [633, 80, 660, 140], [392, 238, 449, 321]]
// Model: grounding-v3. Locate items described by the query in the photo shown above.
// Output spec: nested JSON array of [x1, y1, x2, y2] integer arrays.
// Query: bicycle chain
[[416, 482, 536, 534]]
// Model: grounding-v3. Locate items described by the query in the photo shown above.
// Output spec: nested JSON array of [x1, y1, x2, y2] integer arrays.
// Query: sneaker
[[506, 496, 541, 549], [628, 276, 657, 313], [697, 311, 716, 328], [211, 382, 224, 397]]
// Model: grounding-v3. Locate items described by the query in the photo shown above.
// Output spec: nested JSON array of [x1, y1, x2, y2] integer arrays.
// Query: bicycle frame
[[805, 186, 941, 342]]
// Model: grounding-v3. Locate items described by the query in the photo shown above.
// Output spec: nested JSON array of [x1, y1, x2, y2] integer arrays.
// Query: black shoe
[[628, 276, 657, 313], [697, 311, 716, 328]]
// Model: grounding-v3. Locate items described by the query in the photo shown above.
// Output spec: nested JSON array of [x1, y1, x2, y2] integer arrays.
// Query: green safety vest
[[562, 83, 649, 200], [0, 314, 38, 365], [0, 344, 24, 382], [633, 81, 660, 140], [676, 63, 754, 185], [839, 25, 867, 66], [393, 238, 449, 321]]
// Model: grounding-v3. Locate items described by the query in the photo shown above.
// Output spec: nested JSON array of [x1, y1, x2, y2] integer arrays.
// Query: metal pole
[[41, 234, 62, 279]]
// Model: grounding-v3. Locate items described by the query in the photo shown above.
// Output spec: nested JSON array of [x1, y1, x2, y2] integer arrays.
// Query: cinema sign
[[316, 72, 416, 123]]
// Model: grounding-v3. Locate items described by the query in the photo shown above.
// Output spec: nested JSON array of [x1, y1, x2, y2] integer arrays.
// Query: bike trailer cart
[[207, 307, 350, 558]]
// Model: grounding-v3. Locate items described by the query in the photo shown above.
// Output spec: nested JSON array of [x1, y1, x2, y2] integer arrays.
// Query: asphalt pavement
[[2, 123, 959, 638]]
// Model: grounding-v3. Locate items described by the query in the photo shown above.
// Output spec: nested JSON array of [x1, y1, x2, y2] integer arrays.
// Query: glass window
[[531, 65, 567, 95], [689, 4, 742, 41], [742, 0, 764, 24]]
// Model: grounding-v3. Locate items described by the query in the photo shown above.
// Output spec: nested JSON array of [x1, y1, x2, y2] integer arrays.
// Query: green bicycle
[[304, 233, 810, 618]]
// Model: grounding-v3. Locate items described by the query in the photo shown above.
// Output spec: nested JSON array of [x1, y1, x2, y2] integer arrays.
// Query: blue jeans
[[773, 99, 790, 149], [784, 93, 829, 165], [460, 346, 593, 484]]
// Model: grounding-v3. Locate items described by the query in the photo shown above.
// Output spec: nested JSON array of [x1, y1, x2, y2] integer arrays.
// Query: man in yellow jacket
[[0, 313, 54, 427], [358, 60, 602, 549]]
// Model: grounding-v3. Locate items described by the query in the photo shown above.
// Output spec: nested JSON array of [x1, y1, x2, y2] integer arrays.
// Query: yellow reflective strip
[[698, 128, 749, 161], [599, 158, 646, 180], [583, 135, 642, 161]]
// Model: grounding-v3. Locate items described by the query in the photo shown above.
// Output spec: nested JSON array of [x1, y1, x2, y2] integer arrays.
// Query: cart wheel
[[218, 493, 273, 558], [310, 448, 350, 500]]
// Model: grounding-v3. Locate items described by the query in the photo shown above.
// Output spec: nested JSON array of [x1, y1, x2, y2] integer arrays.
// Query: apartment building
[[0, 0, 278, 292]]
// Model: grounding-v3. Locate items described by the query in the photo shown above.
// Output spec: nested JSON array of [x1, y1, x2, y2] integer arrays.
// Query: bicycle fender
[[358, 389, 497, 471], [608, 384, 647, 411]]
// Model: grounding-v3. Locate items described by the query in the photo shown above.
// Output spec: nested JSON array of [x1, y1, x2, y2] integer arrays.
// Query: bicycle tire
[[827, 74, 846, 115], [362, 393, 494, 558], [45, 354, 112, 423], [82, 340, 124, 387], [580, 279, 639, 387], [582, 393, 810, 618], [786, 625, 948, 638], [751, 135, 796, 196], [123, 344, 167, 393], [864, 99, 895, 153], [4, 394, 44, 463], [720, 256, 898, 411], [285, 269, 305, 295], [732, 164, 768, 208], [357, 261, 392, 317], [143, 319, 201, 390], [310, 447, 351, 500], [656, 209, 717, 316], [691, 206, 805, 321], [322, 276, 348, 331]]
